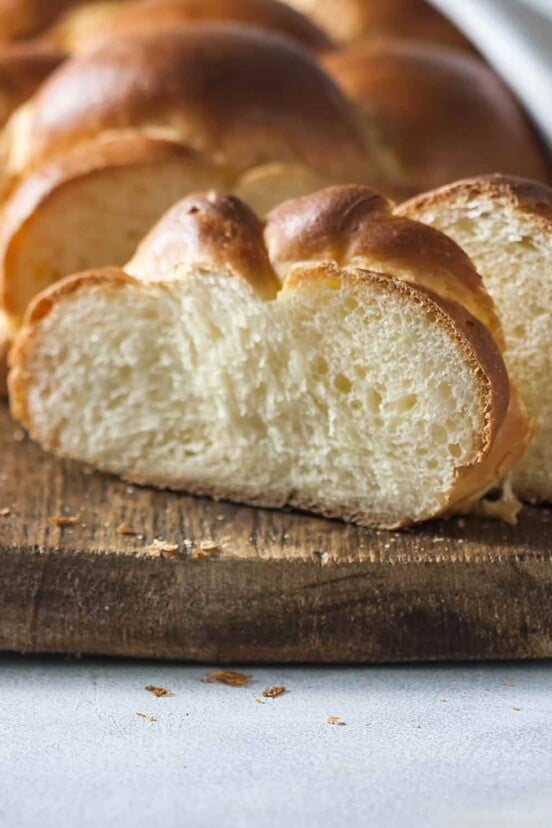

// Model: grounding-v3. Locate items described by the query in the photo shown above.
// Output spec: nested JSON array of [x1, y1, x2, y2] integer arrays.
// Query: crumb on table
[[145, 684, 173, 698], [135, 712, 157, 723], [202, 670, 251, 687], [262, 686, 287, 699]]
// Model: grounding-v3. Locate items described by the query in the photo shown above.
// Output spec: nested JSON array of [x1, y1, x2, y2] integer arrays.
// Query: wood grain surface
[[0, 403, 551, 662]]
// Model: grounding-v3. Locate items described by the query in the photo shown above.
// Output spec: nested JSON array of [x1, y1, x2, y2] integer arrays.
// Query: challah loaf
[[280, 0, 472, 49], [399, 175, 552, 503], [324, 40, 550, 198], [9, 187, 531, 528], [50, 0, 332, 54]]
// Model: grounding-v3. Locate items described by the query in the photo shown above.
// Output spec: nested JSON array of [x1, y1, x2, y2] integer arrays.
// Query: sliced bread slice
[[399, 175, 552, 502], [9, 188, 531, 527], [0, 136, 231, 326]]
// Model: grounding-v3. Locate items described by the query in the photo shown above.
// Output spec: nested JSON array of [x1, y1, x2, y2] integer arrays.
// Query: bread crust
[[127, 192, 280, 300], [54, 0, 333, 54], [13, 25, 371, 179], [0, 136, 231, 320], [9, 259, 530, 529], [324, 40, 550, 196], [266, 185, 504, 344]]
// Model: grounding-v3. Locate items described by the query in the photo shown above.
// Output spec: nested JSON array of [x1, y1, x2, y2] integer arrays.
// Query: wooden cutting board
[[0, 403, 551, 663]]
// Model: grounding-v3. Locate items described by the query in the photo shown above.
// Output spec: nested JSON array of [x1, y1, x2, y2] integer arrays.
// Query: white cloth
[[429, 0, 552, 148]]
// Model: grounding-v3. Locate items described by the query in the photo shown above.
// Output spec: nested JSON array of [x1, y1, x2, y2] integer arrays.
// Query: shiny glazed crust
[[13, 25, 370, 179], [52, 0, 333, 53], [324, 40, 550, 196]]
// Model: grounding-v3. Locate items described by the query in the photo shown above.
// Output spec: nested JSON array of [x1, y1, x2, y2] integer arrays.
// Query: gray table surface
[[0, 657, 551, 828]]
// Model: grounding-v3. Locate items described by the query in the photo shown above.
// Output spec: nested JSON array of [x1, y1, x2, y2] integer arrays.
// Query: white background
[[1, 656, 551, 827]]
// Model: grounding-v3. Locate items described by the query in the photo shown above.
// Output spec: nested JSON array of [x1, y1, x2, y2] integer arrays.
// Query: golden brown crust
[[128, 192, 281, 300], [0, 136, 230, 319], [266, 185, 503, 343], [282, 0, 472, 49], [16, 25, 370, 179], [57, 0, 333, 54], [265, 185, 392, 263], [324, 40, 550, 196], [0, 41, 65, 126]]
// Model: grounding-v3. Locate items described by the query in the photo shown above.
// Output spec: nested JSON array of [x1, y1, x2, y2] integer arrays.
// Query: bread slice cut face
[[0, 136, 232, 325], [399, 175, 552, 503], [9, 188, 531, 528]]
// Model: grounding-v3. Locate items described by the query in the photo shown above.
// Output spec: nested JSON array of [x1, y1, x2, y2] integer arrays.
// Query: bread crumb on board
[[135, 712, 157, 723], [202, 670, 251, 687], [254, 698, 265, 705], [140, 538, 179, 557], [47, 514, 80, 527], [145, 684, 173, 698], [116, 524, 141, 536], [191, 540, 219, 559], [326, 716, 345, 726], [262, 686, 287, 699], [0, 507, 10, 516]]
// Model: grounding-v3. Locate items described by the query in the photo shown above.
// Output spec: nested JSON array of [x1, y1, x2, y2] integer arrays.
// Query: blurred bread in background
[[48, 0, 332, 54], [0, 0, 470, 50], [3, 25, 372, 184], [0, 25, 377, 345], [279, 0, 473, 49], [325, 39, 550, 198], [0, 1, 128, 42]]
